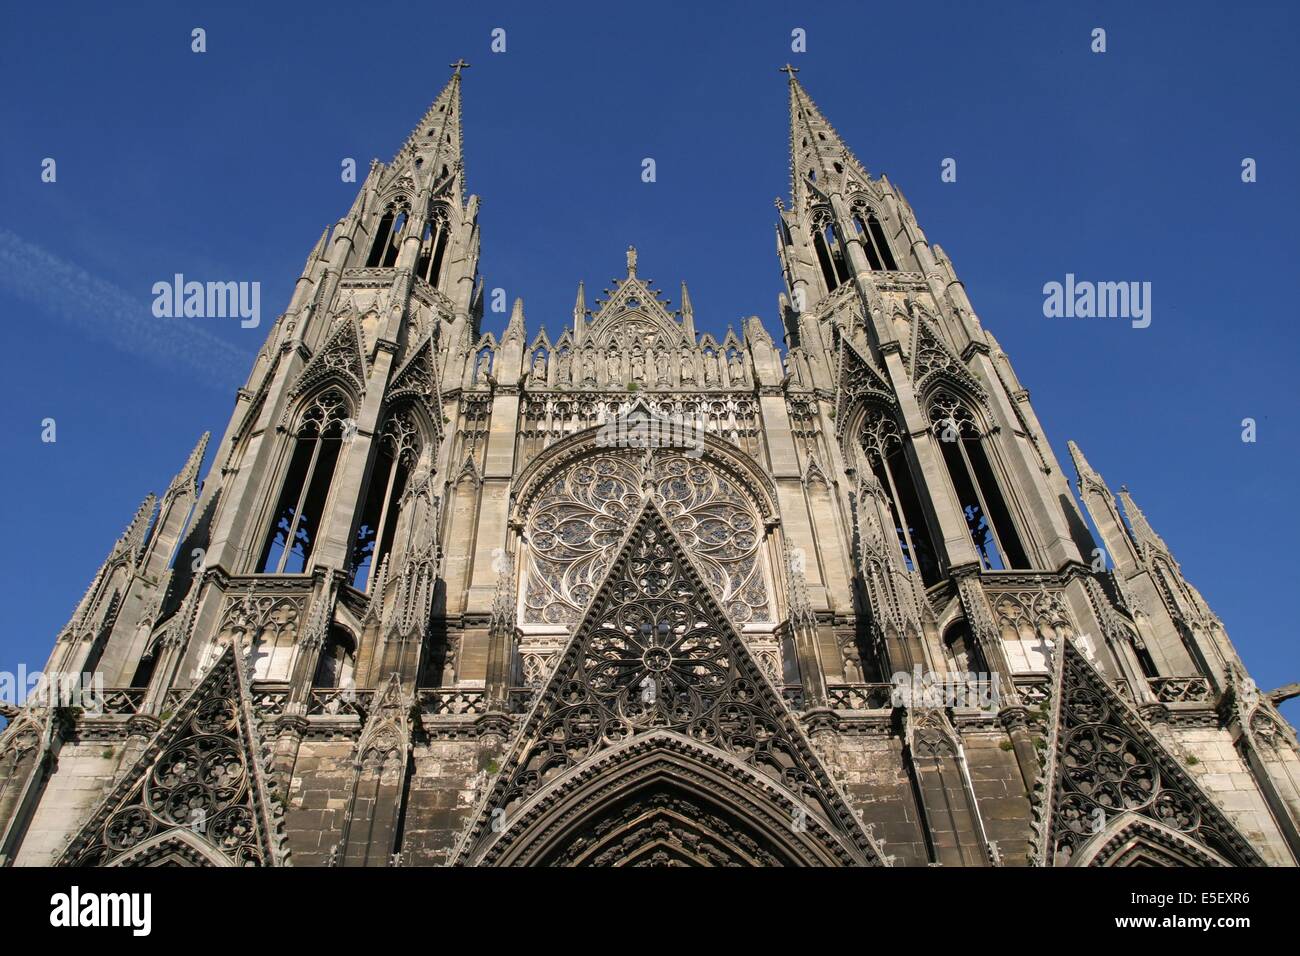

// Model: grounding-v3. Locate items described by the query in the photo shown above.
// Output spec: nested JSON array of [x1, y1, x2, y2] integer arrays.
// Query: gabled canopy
[[454, 498, 884, 866]]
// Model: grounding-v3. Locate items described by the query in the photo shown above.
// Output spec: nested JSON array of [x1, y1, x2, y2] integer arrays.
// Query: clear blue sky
[[1, 1, 1296, 721]]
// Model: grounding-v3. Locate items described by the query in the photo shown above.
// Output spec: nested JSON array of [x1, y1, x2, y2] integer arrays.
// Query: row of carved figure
[[474, 342, 750, 390]]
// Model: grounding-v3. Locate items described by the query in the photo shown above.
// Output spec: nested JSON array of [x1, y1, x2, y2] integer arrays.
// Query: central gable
[[455, 499, 882, 866], [586, 246, 689, 347]]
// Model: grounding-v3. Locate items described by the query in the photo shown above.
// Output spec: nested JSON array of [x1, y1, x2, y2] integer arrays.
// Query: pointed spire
[[1118, 488, 1170, 555], [165, 432, 210, 499], [1067, 440, 1110, 498], [309, 225, 331, 263], [572, 279, 586, 322], [504, 297, 526, 342], [680, 280, 695, 340], [392, 63, 469, 199], [784, 68, 864, 207], [118, 493, 157, 559]]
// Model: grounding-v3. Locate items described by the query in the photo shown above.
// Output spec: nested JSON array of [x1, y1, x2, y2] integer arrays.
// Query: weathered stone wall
[[15, 740, 121, 865], [961, 729, 1035, 866], [400, 734, 486, 865], [815, 728, 931, 866], [1164, 723, 1293, 866], [282, 738, 357, 866]]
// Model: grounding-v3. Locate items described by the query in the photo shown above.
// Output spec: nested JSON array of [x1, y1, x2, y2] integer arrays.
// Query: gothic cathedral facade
[[3, 67, 1298, 868]]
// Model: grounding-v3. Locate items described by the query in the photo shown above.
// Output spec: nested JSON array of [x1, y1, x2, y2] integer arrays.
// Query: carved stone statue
[[703, 351, 718, 385], [842, 643, 864, 684]]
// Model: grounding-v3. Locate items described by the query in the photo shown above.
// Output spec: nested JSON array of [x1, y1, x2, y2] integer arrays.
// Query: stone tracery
[[522, 452, 771, 626]]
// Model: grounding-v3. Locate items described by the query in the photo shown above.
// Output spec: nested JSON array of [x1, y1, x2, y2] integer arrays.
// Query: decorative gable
[[454, 500, 883, 866], [57, 647, 287, 867], [289, 315, 368, 401], [1034, 639, 1263, 867]]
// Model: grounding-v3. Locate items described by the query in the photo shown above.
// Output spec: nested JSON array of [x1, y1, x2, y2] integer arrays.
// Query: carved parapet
[[825, 683, 893, 711], [1147, 676, 1212, 703], [418, 688, 488, 716]]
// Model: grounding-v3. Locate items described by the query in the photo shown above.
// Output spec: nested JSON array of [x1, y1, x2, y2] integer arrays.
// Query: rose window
[[523, 453, 770, 625]]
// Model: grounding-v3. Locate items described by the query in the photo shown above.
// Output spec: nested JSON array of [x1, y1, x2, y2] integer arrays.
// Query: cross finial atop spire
[[779, 63, 800, 79], [450, 58, 471, 76]]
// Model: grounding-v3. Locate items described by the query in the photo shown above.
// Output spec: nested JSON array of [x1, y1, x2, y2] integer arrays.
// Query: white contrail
[[0, 227, 250, 387]]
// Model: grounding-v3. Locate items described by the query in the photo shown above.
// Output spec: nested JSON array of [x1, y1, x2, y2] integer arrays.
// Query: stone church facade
[[2, 66, 1297, 867]]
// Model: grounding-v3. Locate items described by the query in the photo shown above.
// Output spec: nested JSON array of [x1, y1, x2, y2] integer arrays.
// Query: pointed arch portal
[[476, 733, 863, 867]]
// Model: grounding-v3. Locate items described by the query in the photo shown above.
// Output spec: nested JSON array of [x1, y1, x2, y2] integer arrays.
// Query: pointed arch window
[[927, 392, 1029, 571], [366, 202, 409, 268], [348, 409, 423, 591], [859, 407, 941, 585], [522, 453, 771, 626], [313, 626, 357, 688], [415, 207, 450, 289], [258, 390, 350, 574], [812, 212, 851, 291], [851, 206, 899, 271], [942, 621, 988, 675]]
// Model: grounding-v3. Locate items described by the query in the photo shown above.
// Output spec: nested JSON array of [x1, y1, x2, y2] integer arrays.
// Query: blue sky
[[0, 1, 1295, 721]]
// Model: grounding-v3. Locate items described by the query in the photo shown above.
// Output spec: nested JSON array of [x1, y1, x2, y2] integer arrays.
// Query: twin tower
[[2, 66, 1297, 868]]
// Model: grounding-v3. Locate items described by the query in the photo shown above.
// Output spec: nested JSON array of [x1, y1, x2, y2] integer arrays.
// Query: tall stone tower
[[1, 66, 1296, 868]]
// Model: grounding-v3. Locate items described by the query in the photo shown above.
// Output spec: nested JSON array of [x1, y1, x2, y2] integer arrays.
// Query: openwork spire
[[785, 68, 866, 207], [392, 62, 469, 202]]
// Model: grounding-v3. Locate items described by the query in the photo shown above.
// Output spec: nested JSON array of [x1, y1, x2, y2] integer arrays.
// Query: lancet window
[[927, 392, 1028, 571], [258, 389, 350, 574], [415, 207, 450, 288], [348, 408, 423, 590], [850, 205, 899, 271], [858, 406, 940, 584], [365, 201, 409, 268]]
